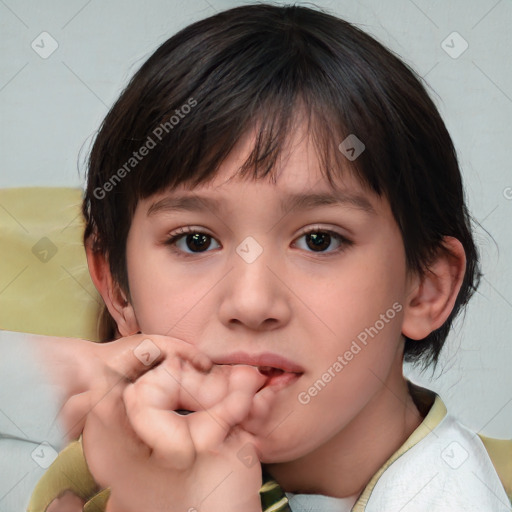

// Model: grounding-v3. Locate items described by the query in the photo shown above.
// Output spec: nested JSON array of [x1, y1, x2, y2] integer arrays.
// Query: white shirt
[[362, 411, 511, 511], [282, 389, 511, 512], [286, 491, 358, 511]]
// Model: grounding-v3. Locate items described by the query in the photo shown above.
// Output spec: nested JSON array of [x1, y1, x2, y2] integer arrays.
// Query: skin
[[87, 123, 466, 503], [46, 491, 85, 512], [81, 351, 267, 512]]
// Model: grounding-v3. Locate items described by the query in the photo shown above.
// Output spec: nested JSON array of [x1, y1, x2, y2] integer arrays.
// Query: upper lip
[[211, 351, 304, 373]]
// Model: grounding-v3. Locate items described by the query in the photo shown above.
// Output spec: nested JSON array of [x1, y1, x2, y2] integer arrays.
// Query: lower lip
[[259, 370, 302, 390]]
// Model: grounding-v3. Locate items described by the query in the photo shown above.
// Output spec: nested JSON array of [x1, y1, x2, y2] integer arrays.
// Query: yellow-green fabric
[[478, 434, 512, 502], [26, 437, 99, 511], [0, 187, 102, 341]]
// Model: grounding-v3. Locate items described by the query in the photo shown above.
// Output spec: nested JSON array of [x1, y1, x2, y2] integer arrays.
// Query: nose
[[217, 240, 292, 332]]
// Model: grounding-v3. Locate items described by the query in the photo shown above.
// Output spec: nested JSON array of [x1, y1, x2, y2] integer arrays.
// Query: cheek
[[293, 242, 406, 388], [125, 238, 180, 333], [125, 244, 218, 337], [302, 252, 405, 339], [259, 348, 399, 462]]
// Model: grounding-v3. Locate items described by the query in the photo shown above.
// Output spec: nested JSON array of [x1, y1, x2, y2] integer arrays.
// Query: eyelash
[[164, 225, 353, 258]]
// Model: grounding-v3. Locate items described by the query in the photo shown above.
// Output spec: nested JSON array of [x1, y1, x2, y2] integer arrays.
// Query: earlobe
[[85, 239, 141, 337], [402, 236, 466, 341]]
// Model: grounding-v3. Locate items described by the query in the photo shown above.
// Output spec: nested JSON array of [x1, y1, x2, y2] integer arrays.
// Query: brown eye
[[305, 232, 332, 252], [183, 233, 212, 252], [293, 228, 353, 255], [165, 228, 220, 256]]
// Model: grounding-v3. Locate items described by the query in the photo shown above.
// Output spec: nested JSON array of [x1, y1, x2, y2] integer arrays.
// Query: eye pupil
[[306, 232, 331, 251], [187, 233, 210, 252]]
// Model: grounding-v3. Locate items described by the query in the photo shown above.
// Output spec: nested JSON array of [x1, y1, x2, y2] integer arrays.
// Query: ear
[[402, 236, 466, 340], [85, 239, 141, 337]]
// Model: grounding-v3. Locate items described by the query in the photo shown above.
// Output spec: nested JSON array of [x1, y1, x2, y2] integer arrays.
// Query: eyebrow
[[147, 190, 376, 217]]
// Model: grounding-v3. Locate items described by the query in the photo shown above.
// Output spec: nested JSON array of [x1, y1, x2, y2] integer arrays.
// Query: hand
[[81, 344, 272, 512], [45, 333, 209, 441], [46, 490, 85, 512]]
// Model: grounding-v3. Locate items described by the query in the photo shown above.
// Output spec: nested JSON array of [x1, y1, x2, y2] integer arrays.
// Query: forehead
[[143, 125, 384, 218]]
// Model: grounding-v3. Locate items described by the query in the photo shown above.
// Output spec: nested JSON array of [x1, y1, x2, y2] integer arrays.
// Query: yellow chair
[[1, 187, 511, 505], [0, 187, 102, 341]]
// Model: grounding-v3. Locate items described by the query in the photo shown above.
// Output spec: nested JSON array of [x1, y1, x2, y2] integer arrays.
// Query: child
[[27, 3, 511, 511]]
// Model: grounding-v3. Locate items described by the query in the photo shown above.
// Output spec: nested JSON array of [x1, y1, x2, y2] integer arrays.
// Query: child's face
[[122, 126, 417, 463]]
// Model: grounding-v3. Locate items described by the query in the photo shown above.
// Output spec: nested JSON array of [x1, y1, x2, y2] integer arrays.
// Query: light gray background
[[1, 0, 511, 442]]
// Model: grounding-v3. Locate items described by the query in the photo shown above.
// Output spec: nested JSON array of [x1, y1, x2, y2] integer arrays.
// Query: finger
[[152, 359, 238, 413], [124, 364, 263, 465], [176, 362, 231, 411], [82, 380, 147, 488], [46, 491, 85, 512], [188, 366, 266, 451], [104, 335, 212, 383], [240, 384, 277, 433], [127, 359, 185, 411], [123, 378, 196, 469], [122, 360, 229, 469], [125, 356, 219, 413]]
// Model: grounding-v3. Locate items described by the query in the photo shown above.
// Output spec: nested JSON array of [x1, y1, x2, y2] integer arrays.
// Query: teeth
[[258, 366, 285, 376]]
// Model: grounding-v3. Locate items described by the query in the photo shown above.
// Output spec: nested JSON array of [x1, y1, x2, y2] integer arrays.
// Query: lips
[[211, 352, 304, 389], [212, 352, 304, 373]]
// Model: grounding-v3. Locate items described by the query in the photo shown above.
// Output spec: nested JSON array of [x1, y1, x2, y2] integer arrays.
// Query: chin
[[252, 439, 297, 465]]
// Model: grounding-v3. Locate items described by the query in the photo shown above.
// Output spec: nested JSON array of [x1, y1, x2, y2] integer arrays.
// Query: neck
[[263, 365, 425, 499]]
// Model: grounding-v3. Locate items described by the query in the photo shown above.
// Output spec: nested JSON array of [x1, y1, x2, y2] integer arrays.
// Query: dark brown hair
[[82, 3, 481, 370]]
